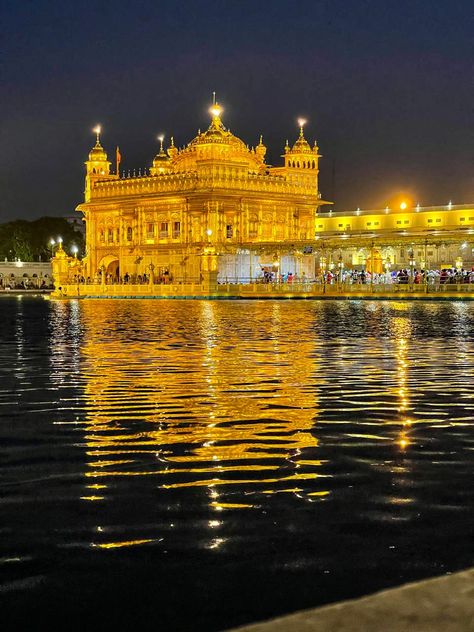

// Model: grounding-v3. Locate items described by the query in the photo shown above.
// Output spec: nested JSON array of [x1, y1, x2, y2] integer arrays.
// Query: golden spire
[[256, 134, 266, 161], [93, 125, 102, 145], [209, 99, 224, 129], [157, 134, 165, 155], [297, 118, 307, 138], [167, 135, 178, 159]]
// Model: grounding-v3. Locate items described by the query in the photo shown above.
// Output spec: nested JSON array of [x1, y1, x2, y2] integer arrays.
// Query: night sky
[[2, 0, 473, 221]]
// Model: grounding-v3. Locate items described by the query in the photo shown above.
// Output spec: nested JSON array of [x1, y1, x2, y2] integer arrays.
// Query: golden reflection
[[92, 539, 157, 549], [394, 337, 413, 450], [64, 301, 326, 513]]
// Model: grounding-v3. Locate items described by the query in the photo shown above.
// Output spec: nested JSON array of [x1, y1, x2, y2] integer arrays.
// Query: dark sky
[[2, 0, 473, 221]]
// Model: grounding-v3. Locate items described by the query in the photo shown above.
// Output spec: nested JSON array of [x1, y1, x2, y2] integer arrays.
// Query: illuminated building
[[75, 104, 328, 285], [52, 100, 473, 294]]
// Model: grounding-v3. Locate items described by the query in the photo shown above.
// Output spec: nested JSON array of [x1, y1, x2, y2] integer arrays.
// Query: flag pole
[[116, 146, 121, 178]]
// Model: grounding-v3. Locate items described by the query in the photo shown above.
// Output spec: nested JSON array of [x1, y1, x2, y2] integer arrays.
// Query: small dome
[[88, 141, 108, 161], [291, 135, 312, 154], [153, 149, 170, 164]]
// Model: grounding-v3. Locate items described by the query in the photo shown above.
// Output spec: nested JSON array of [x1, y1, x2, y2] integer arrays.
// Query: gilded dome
[[153, 148, 170, 164], [188, 102, 248, 151], [88, 141, 108, 161], [291, 133, 312, 154]]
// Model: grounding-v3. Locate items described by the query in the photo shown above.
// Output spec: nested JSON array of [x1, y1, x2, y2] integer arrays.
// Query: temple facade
[[63, 101, 473, 295], [76, 103, 328, 284]]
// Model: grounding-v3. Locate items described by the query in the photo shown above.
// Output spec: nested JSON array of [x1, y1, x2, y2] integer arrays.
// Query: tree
[[0, 217, 85, 261]]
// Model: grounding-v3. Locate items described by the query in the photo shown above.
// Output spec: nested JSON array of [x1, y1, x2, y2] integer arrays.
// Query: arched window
[[127, 227, 133, 241]]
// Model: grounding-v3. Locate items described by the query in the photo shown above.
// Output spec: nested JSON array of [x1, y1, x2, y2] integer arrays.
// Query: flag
[[116, 146, 121, 174]]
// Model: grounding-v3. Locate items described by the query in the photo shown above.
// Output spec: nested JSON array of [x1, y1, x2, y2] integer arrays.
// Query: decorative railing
[[91, 170, 317, 200], [55, 279, 474, 299]]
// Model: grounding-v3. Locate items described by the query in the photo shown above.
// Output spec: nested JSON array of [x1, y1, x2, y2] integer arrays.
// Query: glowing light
[[93, 125, 101, 135], [58, 236, 63, 244], [298, 118, 307, 128], [210, 103, 222, 118], [71, 245, 78, 256], [93, 539, 156, 549], [400, 201, 407, 210], [206, 228, 212, 236], [157, 135, 164, 143]]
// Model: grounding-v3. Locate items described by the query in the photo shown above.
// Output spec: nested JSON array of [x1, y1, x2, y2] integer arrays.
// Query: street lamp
[[384, 257, 392, 284], [337, 255, 344, 285], [408, 250, 416, 284]]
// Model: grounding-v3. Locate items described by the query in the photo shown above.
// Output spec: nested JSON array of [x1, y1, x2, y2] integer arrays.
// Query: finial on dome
[[170, 136, 175, 146], [209, 100, 223, 127], [157, 134, 165, 153], [284, 139, 290, 153], [93, 125, 102, 144], [256, 134, 266, 161], [297, 118, 307, 138]]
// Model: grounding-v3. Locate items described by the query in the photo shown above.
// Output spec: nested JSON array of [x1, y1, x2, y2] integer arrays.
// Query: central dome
[[189, 102, 247, 150]]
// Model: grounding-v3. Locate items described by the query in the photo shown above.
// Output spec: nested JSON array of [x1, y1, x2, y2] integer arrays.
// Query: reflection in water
[[2, 298, 474, 630], [73, 300, 324, 527]]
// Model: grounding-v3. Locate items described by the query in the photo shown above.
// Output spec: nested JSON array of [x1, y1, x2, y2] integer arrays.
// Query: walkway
[[229, 567, 474, 632]]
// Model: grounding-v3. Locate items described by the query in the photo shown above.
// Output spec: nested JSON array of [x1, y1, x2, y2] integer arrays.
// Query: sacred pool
[[2, 297, 473, 630]]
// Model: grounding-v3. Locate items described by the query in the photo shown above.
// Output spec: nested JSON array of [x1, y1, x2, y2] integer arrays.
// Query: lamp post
[[148, 262, 155, 286], [320, 256, 327, 293], [384, 257, 392, 285], [455, 257, 463, 285], [272, 258, 280, 284], [408, 249, 416, 285], [337, 255, 344, 287]]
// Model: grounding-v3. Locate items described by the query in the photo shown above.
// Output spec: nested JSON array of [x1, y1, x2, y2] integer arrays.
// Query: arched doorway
[[98, 254, 120, 280]]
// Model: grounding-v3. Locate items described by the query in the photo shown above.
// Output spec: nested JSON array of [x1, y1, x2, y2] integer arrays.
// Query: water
[[1, 297, 473, 630]]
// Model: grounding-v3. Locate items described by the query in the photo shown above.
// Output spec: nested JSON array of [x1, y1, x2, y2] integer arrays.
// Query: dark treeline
[[0, 217, 84, 262]]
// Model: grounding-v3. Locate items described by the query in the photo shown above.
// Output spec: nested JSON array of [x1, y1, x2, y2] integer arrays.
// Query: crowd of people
[[258, 267, 474, 285], [320, 267, 474, 285], [72, 269, 174, 285], [0, 278, 52, 290], [68, 266, 474, 287]]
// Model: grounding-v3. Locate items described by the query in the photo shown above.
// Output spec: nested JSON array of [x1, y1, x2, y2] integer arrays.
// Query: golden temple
[[52, 100, 473, 297]]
